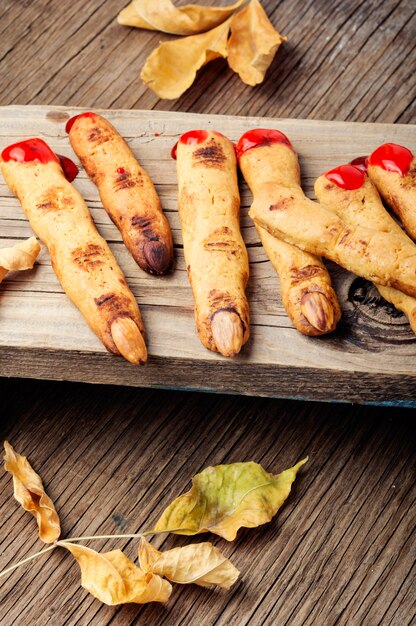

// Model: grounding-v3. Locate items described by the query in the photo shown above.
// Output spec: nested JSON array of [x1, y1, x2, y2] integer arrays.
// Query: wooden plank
[[0, 379, 414, 625], [0, 105, 416, 402]]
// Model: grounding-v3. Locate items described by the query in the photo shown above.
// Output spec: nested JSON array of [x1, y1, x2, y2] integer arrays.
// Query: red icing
[[179, 129, 209, 145], [368, 143, 413, 176], [117, 167, 125, 174], [236, 128, 293, 160], [154, 132, 160, 137], [325, 164, 366, 190], [350, 156, 368, 172], [57, 154, 79, 182], [65, 111, 96, 133], [172, 130, 227, 159], [2, 138, 59, 165]]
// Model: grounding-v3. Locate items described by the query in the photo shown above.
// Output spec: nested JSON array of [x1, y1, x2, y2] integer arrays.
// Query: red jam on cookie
[[57, 154, 79, 182], [367, 143, 413, 177], [324, 164, 366, 190], [2, 139, 78, 181], [65, 111, 97, 133], [236, 129, 294, 160], [2, 138, 59, 165], [171, 130, 211, 160], [349, 156, 368, 172]]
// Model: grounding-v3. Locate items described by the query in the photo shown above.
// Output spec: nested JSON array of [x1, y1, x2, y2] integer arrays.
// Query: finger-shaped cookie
[[315, 164, 416, 333], [67, 112, 173, 275], [176, 130, 250, 356], [249, 174, 416, 300], [237, 129, 341, 335], [367, 143, 416, 240], [1, 138, 147, 365]]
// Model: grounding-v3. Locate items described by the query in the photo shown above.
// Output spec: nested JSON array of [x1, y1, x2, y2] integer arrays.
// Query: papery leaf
[[139, 538, 239, 589], [118, 0, 244, 36], [154, 459, 307, 541], [0, 237, 41, 284], [3, 441, 60, 543], [228, 0, 286, 86], [60, 542, 172, 605], [140, 18, 232, 100]]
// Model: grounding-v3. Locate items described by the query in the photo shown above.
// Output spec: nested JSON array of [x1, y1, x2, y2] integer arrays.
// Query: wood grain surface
[[0, 0, 415, 625], [0, 380, 415, 626], [1, 106, 416, 403]]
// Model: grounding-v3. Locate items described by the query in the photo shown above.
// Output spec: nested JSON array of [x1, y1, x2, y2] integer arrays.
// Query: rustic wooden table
[[0, 1, 415, 625]]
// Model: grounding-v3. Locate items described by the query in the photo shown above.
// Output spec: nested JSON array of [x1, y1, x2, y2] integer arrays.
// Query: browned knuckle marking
[[268, 197, 294, 211], [87, 126, 112, 145], [193, 140, 226, 168], [36, 188, 74, 212], [113, 170, 143, 191], [290, 265, 325, 283], [131, 215, 151, 229], [131, 215, 160, 241], [208, 290, 237, 310], [203, 227, 240, 256], [94, 292, 133, 325], [71, 243, 105, 271]]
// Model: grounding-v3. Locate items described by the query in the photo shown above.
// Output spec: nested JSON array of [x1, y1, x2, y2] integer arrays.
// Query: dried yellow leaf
[[118, 0, 244, 36], [228, 0, 286, 86], [154, 459, 307, 541], [140, 17, 232, 99], [60, 542, 172, 605], [0, 237, 40, 284], [139, 537, 239, 589], [3, 441, 60, 544]]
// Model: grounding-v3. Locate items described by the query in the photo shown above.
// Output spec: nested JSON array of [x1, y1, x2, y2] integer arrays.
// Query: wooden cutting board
[[0, 105, 415, 404]]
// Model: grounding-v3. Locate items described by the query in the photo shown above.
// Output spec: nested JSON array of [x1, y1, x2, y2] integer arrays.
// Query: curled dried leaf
[[139, 538, 239, 589], [60, 542, 172, 605], [228, 0, 286, 86], [0, 237, 41, 284], [140, 17, 232, 99], [154, 459, 307, 541], [118, 0, 244, 36], [3, 441, 60, 543]]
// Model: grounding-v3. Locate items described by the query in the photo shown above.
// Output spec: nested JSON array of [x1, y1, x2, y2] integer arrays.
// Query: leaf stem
[[60, 533, 146, 543], [0, 544, 56, 579], [0, 529, 198, 579]]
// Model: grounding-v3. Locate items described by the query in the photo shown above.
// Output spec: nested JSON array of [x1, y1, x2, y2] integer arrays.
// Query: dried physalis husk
[[228, 0, 286, 86], [3, 441, 61, 543], [60, 543, 172, 605], [0, 237, 40, 284], [118, 0, 244, 36], [139, 537, 239, 589], [141, 17, 232, 99]]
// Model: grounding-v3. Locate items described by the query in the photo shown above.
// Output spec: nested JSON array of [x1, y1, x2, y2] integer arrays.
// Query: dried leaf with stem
[[60, 542, 172, 606], [3, 440, 61, 543], [0, 237, 41, 284], [228, 0, 286, 86], [139, 537, 239, 589], [118, 0, 244, 36], [153, 459, 307, 540], [140, 17, 232, 99]]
